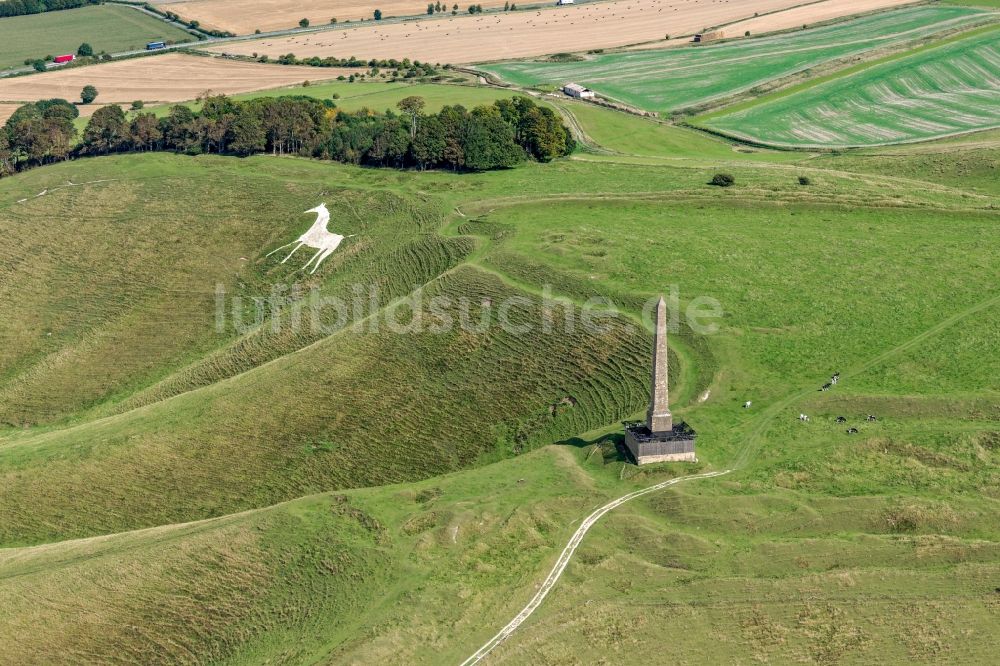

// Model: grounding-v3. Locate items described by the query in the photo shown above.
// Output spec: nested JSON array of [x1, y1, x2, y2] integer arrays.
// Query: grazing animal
[[867, 415, 877, 422], [266, 204, 354, 274], [846, 427, 859, 434], [831, 375, 839, 385], [836, 416, 847, 423], [743, 401, 752, 409], [799, 414, 810, 422], [821, 383, 831, 391]]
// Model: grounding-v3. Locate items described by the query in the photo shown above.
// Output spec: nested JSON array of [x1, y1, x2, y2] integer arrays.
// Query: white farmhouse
[[562, 83, 595, 99]]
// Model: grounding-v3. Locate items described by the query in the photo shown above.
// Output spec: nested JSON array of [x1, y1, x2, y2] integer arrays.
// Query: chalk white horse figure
[[266, 204, 353, 274]]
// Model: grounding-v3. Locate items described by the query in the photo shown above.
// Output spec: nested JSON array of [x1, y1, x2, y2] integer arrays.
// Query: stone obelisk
[[646, 296, 673, 434]]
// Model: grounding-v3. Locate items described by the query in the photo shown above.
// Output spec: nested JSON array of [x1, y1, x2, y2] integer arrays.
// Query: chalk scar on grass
[[266, 203, 353, 274], [15, 179, 118, 204]]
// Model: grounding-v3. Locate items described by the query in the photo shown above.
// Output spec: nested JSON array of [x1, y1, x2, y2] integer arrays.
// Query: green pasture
[[0, 71, 999, 663], [0, 4, 192, 71], [478, 5, 987, 114], [701, 26, 1000, 147]]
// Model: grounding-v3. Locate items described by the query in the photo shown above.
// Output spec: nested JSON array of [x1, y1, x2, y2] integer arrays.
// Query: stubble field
[[0, 53, 346, 104], [204, 0, 850, 64], [150, 0, 510, 34]]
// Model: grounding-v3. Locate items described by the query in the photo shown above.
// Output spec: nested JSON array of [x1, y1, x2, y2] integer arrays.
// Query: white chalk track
[[459, 468, 732, 665]]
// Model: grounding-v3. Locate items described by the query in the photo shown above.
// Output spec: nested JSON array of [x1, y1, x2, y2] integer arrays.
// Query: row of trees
[[261, 53, 439, 80], [0, 0, 97, 18], [0, 93, 574, 178], [426, 3, 486, 14]]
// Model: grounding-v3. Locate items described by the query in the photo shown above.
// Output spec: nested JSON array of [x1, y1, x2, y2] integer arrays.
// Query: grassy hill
[[0, 72, 998, 663], [0, 4, 192, 70]]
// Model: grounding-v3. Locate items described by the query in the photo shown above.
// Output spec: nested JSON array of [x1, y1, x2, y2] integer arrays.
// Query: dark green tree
[[129, 112, 162, 151], [77, 42, 93, 57], [299, 17, 309, 27], [411, 115, 445, 169], [396, 95, 425, 138], [80, 85, 98, 104], [82, 105, 128, 154], [462, 106, 524, 171], [373, 9, 382, 19]]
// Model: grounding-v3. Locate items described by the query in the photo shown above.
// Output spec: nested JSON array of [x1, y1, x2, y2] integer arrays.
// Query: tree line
[[0, 0, 98, 18], [0, 93, 574, 178]]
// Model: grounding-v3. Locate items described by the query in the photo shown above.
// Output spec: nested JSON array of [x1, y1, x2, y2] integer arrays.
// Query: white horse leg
[[265, 241, 296, 258], [309, 248, 335, 274], [301, 247, 325, 271], [281, 243, 305, 264]]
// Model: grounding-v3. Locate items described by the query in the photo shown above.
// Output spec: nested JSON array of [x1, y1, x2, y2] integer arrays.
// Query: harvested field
[[480, 6, 985, 114], [0, 54, 347, 104], [625, 0, 930, 52], [149, 0, 508, 34], [724, 0, 929, 40], [701, 26, 1000, 147], [203, 0, 831, 64], [0, 104, 18, 125]]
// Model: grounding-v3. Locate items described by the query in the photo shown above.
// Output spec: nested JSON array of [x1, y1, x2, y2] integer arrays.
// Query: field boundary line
[[459, 469, 732, 665]]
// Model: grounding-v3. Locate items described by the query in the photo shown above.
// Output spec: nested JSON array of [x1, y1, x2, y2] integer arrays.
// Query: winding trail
[[459, 469, 732, 666], [458, 282, 1000, 664]]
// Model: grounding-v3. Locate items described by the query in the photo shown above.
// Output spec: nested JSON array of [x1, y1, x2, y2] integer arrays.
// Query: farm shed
[[562, 83, 595, 99]]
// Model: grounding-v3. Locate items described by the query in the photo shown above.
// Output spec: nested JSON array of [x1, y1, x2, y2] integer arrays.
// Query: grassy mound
[[0, 154, 467, 427], [0, 153, 666, 545]]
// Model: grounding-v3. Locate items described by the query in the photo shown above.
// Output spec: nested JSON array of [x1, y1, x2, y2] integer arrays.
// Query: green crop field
[[701, 26, 1000, 147], [478, 6, 988, 114], [0, 4, 193, 71], [1, 58, 999, 664]]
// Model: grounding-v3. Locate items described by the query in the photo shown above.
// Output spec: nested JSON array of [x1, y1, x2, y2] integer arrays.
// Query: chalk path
[[459, 468, 732, 665]]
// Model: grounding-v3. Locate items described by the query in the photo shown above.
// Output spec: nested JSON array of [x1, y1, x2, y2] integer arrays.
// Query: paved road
[[459, 468, 732, 666]]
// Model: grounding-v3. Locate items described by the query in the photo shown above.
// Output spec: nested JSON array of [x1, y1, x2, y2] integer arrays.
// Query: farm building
[[563, 83, 595, 99]]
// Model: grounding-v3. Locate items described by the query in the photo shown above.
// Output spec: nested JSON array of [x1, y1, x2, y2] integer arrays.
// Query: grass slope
[[0, 95, 998, 663], [701, 25, 1000, 147], [478, 6, 986, 114], [0, 4, 192, 71], [0, 446, 630, 664]]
